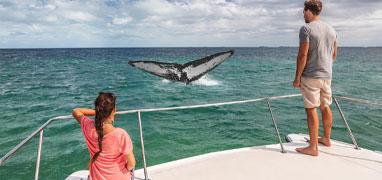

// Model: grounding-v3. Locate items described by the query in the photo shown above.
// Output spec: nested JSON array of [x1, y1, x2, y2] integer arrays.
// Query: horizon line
[[1, 46, 381, 50]]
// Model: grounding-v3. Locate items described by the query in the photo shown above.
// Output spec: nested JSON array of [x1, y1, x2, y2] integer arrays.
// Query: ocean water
[[0, 47, 381, 179]]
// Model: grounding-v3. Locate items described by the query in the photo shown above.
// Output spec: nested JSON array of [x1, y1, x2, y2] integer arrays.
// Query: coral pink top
[[80, 116, 133, 180]]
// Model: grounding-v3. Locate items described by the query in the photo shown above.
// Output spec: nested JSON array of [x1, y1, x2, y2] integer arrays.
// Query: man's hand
[[293, 78, 301, 88]]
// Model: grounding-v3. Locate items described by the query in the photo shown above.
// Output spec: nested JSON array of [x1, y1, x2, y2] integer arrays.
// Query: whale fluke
[[128, 50, 234, 84]]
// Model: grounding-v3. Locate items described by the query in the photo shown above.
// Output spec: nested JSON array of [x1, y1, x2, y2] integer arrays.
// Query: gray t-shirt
[[299, 20, 337, 79]]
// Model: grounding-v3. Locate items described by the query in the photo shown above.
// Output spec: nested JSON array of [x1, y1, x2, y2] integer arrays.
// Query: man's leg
[[319, 79, 333, 147], [296, 107, 319, 156], [319, 105, 332, 146]]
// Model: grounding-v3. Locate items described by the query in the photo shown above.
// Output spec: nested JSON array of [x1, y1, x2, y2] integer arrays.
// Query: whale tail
[[128, 50, 234, 84]]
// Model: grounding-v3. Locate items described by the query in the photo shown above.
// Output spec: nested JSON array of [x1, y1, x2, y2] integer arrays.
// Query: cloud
[[62, 11, 97, 22], [112, 17, 133, 25], [45, 15, 58, 23], [0, 0, 381, 48]]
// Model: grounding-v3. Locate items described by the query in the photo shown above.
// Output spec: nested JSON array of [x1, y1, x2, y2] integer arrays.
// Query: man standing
[[293, 0, 337, 156]]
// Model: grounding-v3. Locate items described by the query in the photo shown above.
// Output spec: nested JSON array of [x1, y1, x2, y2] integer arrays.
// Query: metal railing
[[0, 94, 380, 179]]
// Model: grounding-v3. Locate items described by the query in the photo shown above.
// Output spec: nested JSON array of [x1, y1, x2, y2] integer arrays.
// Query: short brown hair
[[304, 0, 322, 15]]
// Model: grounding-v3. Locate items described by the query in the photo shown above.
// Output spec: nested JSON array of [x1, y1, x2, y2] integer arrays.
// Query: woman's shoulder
[[81, 115, 94, 122], [80, 116, 94, 129]]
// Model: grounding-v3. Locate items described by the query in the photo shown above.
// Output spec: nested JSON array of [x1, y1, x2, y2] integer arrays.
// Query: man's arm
[[72, 108, 96, 124], [293, 42, 309, 88], [332, 41, 337, 61]]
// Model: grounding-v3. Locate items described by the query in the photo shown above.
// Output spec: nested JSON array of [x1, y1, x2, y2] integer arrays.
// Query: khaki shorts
[[300, 77, 332, 108]]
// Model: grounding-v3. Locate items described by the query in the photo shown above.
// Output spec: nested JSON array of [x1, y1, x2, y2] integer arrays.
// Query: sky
[[0, 0, 382, 48]]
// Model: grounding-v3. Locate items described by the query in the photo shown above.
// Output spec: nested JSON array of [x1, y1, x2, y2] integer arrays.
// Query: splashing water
[[191, 75, 220, 86], [160, 75, 220, 86], [161, 79, 171, 83]]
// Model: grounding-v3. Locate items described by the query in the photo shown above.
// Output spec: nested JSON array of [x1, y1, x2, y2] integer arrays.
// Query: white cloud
[[112, 17, 133, 25], [45, 4, 56, 10], [0, 0, 381, 48], [368, 10, 382, 19], [45, 15, 58, 22], [134, 0, 182, 15], [62, 11, 97, 22]]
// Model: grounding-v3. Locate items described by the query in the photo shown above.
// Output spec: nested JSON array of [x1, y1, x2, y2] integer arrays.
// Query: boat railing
[[0, 93, 380, 180]]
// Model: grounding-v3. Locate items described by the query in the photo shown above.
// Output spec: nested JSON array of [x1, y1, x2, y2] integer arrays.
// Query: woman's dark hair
[[91, 92, 116, 163], [304, 0, 322, 15]]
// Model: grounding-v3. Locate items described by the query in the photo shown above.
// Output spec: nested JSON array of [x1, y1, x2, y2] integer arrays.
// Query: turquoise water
[[0, 47, 381, 179]]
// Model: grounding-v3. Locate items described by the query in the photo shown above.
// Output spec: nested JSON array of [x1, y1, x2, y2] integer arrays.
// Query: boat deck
[[67, 134, 382, 180]]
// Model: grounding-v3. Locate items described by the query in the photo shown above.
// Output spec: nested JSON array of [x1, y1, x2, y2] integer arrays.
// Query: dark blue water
[[0, 47, 381, 179]]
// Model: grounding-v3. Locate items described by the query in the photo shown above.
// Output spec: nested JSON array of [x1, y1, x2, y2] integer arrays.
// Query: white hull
[[67, 134, 382, 180]]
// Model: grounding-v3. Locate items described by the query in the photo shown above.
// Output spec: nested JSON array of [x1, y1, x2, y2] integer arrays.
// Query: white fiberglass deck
[[67, 134, 382, 180]]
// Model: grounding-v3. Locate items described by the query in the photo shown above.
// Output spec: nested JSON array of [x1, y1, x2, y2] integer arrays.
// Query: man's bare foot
[[295, 147, 318, 156], [318, 137, 331, 147]]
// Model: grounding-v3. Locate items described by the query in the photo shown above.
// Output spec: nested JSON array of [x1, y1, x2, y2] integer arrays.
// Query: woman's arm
[[125, 151, 136, 171], [72, 108, 96, 124]]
